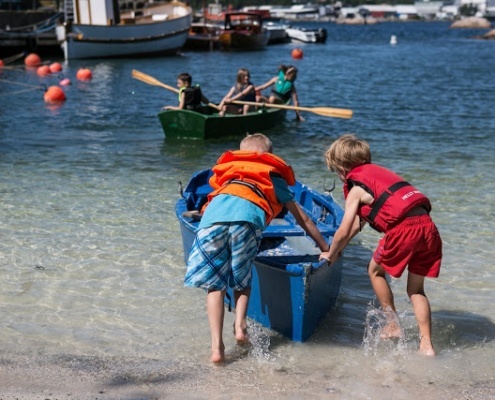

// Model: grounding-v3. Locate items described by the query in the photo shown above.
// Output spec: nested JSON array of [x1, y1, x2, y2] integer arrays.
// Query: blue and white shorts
[[184, 222, 262, 291]]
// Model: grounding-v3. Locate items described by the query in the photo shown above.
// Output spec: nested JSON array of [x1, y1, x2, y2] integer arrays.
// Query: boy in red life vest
[[320, 134, 442, 357], [184, 133, 329, 364]]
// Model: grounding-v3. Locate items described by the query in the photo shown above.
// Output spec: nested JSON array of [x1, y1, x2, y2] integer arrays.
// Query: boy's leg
[[407, 272, 436, 356], [368, 259, 402, 338], [207, 289, 226, 363], [233, 288, 250, 344]]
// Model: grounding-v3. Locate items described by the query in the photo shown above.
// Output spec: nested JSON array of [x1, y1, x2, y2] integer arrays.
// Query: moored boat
[[265, 21, 290, 44], [56, 1, 192, 60], [158, 104, 285, 140], [176, 169, 344, 342], [219, 12, 270, 50], [286, 26, 327, 43], [184, 22, 221, 51]]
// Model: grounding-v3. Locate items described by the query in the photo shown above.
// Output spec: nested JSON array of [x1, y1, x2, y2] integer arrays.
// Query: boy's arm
[[163, 91, 185, 111], [285, 201, 329, 252], [320, 186, 368, 264]]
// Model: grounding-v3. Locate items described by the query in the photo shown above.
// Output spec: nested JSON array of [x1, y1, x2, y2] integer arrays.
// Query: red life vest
[[344, 163, 431, 233], [205, 150, 296, 223]]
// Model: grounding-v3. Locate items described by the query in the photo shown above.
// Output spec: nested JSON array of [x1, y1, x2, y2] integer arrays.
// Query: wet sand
[[1, 349, 494, 400]]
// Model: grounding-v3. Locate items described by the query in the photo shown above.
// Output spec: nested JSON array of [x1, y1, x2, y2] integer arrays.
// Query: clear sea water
[[0, 21, 494, 399]]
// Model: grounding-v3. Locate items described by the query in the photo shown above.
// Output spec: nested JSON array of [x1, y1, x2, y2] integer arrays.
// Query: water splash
[[362, 302, 409, 357], [247, 322, 276, 362]]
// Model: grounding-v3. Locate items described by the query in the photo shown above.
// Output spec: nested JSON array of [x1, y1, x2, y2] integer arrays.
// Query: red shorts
[[373, 214, 442, 278]]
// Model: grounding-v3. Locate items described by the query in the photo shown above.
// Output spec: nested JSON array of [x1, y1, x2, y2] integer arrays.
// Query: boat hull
[[286, 27, 327, 44], [176, 169, 344, 341], [184, 23, 221, 51], [219, 30, 270, 50], [158, 106, 285, 140], [56, 3, 192, 59]]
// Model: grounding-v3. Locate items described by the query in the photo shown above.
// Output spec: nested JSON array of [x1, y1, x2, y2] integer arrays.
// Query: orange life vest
[[205, 150, 296, 223]]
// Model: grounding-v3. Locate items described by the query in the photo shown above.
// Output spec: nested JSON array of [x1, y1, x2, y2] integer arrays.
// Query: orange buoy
[[59, 77, 71, 86], [25, 53, 41, 67], [76, 68, 92, 81], [291, 48, 304, 60], [44, 86, 66, 103], [49, 62, 62, 73], [37, 65, 51, 76]]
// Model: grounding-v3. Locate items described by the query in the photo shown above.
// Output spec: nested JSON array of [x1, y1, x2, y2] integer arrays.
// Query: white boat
[[56, 1, 192, 60], [264, 21, 289, 45], [285, 26, 327, 44]]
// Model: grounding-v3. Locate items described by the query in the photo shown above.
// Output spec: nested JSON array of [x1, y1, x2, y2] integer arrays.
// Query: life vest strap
[[227, 179, 267, 201], [367, 181, 410, 225]]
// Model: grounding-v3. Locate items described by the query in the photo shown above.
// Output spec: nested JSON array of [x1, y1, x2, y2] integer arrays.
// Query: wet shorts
[[184, 222, 262, 291], [373, 214, 442, 278]]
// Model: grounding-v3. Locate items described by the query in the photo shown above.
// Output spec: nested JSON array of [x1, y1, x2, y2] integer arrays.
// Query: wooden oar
[[230, 100, 353, 119], [131, 69, 219, 110]]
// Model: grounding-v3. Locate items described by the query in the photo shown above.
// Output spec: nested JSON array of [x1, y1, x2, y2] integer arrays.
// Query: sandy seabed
[[1, 357, 494, 400]]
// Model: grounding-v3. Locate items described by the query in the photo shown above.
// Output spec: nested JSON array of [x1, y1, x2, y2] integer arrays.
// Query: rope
[[0, 87, 41, 97], [2, 52, 26, 64], [0, 78, 43, 89]]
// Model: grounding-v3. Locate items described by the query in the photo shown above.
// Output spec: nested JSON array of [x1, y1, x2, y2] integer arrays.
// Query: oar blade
[[312, 107, 353, 119]]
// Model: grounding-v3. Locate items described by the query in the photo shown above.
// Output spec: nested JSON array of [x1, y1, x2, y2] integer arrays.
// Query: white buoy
[[390, 35, 397, 45]]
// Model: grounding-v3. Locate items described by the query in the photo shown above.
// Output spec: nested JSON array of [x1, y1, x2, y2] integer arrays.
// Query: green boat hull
[[157, 105, 285, 140]]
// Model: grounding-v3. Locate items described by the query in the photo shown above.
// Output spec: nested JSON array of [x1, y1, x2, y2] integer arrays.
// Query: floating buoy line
[[0, 78, 47, 96], [0, 52, 94, 103]]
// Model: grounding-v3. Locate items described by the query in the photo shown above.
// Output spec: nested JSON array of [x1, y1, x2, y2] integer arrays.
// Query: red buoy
[[37, 65, 51, 76], [0, 60, 4, 68], [76, 68, 92, 81], [44, 86, 66, 103], [25, 53, 41, 67], [49, 62, 62, 73], [291, 48, 304, 60]]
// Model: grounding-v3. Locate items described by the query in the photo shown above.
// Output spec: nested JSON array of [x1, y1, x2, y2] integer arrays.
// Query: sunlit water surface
[[0, 21, 494, 399]]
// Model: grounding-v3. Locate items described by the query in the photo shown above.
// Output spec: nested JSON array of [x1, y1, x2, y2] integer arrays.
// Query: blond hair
[[240, 133, 273, 153], [325, 134, 371, 173]]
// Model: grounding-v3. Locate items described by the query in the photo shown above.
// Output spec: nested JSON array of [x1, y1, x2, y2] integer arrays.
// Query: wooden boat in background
[[56, 1, 192, 59], [219, 12, 269, 50], [184, 22, 221, 51], [176, 169, 344, 342], [158, 104, 285, 140]]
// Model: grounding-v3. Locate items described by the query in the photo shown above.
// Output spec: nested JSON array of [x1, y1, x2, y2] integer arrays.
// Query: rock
[[450, 17, 492, 29]]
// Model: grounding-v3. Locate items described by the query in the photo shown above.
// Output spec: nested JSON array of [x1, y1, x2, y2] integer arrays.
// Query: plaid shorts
[[184, 222, 262, 291]]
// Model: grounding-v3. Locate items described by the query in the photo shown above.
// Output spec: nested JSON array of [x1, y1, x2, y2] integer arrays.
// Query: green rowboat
[[157, 105, 285, 140]]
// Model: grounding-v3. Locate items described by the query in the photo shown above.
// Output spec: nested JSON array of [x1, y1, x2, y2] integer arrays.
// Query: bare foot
[[233, 323, 249, 345], [419, 337, 436, 357], [211, 343, 225, 364], [380, 322, 402, 339]]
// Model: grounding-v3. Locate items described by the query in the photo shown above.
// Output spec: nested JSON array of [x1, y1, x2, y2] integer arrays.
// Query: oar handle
[[230, 100, 353, 119]]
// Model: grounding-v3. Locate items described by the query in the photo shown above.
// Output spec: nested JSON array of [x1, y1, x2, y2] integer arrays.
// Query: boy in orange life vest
[[320, 134, 442, 357], [162, 72, 210, 111], [184, 133, 329, 364]]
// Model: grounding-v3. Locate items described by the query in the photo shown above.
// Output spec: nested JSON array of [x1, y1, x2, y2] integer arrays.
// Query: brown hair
[[177, 73, 192, 86], [325, 134, 371, 173]]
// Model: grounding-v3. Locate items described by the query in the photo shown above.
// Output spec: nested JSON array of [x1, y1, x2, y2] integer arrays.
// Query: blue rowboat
[[176, 169, 344, 342]]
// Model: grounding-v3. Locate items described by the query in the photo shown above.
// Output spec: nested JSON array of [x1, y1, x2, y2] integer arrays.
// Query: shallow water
[[0, 21, 494, 399]]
